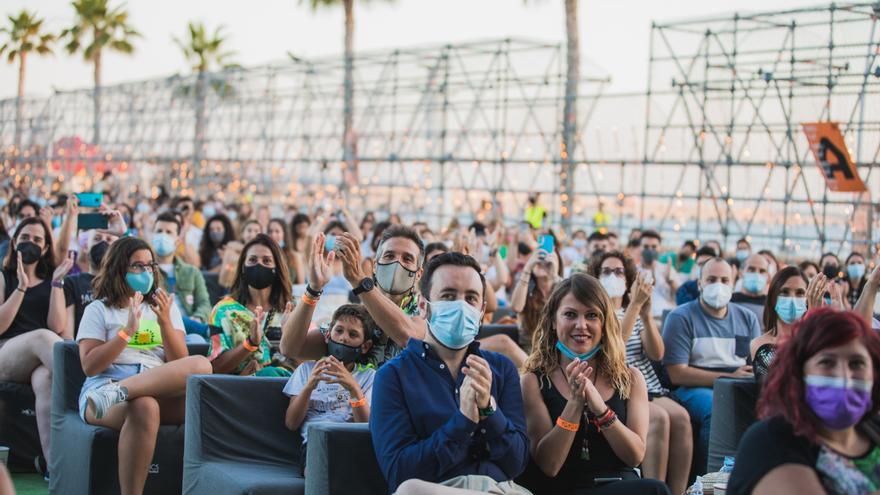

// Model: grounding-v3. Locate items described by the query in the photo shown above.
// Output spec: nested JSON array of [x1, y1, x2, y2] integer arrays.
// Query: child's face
[[328, 316, 366, 349]]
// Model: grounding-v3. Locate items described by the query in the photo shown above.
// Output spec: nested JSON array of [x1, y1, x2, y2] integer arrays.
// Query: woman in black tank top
[[519, 274, 670, 495]]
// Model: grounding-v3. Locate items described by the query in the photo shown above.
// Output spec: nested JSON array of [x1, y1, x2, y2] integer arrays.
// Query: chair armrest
[[305, 423, 387, 495]]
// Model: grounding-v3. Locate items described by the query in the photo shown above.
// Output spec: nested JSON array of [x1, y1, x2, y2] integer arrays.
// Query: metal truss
[[1, 3, 878, 258]]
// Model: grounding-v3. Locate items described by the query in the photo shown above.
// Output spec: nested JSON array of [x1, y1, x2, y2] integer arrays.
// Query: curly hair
[[523, 273, 633, 398], [588, 250, 638, 309], [759, 307, 880, 442]]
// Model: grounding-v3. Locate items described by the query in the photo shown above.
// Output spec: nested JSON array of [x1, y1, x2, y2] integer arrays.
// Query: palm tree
[[62, 0, 139, 145], [0, 10, 54, 150], [527, 0, 579, 230], [304, 0, 393, 186], [174, 22, 237, 185]]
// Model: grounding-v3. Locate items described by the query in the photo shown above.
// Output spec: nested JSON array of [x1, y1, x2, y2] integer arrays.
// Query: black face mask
[[16, 242, 42, 265], [89, 241, 110, 268], [327, 339, 363, 365], [244, 264, 276, 290], [642, 248, 657, 265]]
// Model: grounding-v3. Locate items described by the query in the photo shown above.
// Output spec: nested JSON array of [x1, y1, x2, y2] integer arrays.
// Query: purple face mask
[[805, 375, 873, 430]]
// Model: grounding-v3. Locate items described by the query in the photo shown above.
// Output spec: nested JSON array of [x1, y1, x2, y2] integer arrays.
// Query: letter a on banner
[[802, 122, 867, 192]]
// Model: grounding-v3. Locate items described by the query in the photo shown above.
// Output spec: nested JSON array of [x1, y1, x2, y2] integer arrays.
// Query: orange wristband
[[350, 396, 367, 408], [242, 338, 259, 352], [556, 417, 579, 432], [117, 330, 131, 343], [302, 294, 318, 306]]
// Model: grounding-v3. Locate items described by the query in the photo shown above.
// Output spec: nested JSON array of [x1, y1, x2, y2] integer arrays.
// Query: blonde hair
[[523, 273, 632, 399]]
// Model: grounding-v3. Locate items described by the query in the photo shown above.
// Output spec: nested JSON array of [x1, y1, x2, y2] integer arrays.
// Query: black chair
[[478, 324, 519, 342], [707, 377, 760, 472], [183, 375, 305, 495], [0, 381, 40, 471], [306, 423, 387, 495], [49, 341, 209, 495]]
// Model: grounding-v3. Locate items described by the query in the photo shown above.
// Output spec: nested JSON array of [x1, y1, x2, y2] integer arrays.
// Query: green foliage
[[0, 10, 55, 65], [61, 0, 139, 61], [174, 21, 237, 73]]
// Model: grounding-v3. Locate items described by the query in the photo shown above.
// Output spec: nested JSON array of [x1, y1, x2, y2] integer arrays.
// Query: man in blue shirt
[[370, 252, 531, 494], [663, 257, 760, 474]]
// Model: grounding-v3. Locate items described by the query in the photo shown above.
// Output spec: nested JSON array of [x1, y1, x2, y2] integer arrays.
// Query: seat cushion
[[185, 461, 305, 495]]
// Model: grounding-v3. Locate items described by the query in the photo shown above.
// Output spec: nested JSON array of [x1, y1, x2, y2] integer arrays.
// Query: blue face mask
[[556, 340, 603, 361], [743, 272, 768, 294], [775, 296, 807, 325], [151, 233, 176, 258], [848, 264, 866, 281], [126, 271, 154, 294], [427, 300, 482, 350], [736, 249, 749, 262], [51, 216, 62, 229]]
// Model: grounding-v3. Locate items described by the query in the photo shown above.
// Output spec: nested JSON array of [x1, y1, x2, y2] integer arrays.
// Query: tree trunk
[[342, 0, 357, 189], [14, 52, 26, 152], [93, 50, 102, 145], [194, 70, 207, 189], [561, 0, 579, 232]]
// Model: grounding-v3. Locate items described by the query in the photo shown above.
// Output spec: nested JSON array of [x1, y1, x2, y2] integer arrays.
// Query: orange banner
[[802, 122, 867, 192]]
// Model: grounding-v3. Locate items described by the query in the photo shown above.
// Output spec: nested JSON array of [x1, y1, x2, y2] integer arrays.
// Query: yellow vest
[[525, 205, 546, 229]]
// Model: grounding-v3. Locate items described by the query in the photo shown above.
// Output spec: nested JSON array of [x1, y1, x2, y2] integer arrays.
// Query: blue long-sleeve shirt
[[369, 338, 530, 493]]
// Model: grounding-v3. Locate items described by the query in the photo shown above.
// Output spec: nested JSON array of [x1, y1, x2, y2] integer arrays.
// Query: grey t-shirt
[[662, 299, 761, 373], [282, 360, 375, 444]]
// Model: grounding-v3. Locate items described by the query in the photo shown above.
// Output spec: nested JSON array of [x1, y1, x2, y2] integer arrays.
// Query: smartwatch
[[352, 277, 376, 296]]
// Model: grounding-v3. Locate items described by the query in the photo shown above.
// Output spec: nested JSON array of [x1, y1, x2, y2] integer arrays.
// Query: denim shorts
[[78, 363, 142, 422]]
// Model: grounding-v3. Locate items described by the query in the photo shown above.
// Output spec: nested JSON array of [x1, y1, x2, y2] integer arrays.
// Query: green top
[[207, 297, 277, 374]]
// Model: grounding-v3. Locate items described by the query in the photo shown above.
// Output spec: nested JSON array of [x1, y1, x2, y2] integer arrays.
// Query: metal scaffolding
[[0, 2, 878, 258]]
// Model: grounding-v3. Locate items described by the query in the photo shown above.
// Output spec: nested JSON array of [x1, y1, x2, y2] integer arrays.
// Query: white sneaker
[[86, 382, 129, 419]]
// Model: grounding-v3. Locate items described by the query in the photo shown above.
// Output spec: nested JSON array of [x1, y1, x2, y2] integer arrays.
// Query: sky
[[0, 0, 813, 99]]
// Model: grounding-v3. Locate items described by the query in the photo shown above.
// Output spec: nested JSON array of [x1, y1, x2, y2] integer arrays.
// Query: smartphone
[[76, 192, 103, 208], [77, 213, 109, 230], [325, 235, 337, 252], [822, 264, 841, 280], [538, 234, 555, 254], [499, 245, 508, 260]]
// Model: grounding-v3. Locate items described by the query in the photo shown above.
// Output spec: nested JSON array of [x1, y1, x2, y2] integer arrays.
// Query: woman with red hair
[[728, 308, 880, 494]]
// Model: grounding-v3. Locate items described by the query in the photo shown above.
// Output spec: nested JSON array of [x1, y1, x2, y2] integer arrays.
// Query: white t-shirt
[[185, 225, 203, 251], [282, 360, 375, 443], [76, 299, 186, 369]]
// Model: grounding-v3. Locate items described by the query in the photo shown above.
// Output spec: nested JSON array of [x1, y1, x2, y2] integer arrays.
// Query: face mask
[[227, 211, 238, 221], [89, 241, 109, 267], [126, 271, 154, 294], [743, 272, 768, 294], [642, 248, 657, 265], [775, 296, 807, 324], [701, 282, 732, 309], [736, 249, 749, 262], [600, 275, 626, 298], [427, 300, 482, 350], [848, 264, 866, 281], [278, 239, 286, 249], [556, 340, 603, 361], [152, 233, 176, 257], [16, 242, 42, 265], [375, 261, 417, 295], [805, 375, 873, 430], [327, 339, 364, 365], [244, 264, 276, 290], [209, 230, 225, 244], [573, 239, 587, 249], [325, 235, 336, 252], [203, 205, 217, 219], [51, 216, 62, 229]]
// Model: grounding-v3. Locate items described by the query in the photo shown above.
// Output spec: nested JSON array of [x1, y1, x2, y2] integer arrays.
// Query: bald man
[[662, 257, 761, 473]]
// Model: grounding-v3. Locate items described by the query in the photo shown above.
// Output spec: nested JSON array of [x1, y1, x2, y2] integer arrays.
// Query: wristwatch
[[352, 277, 375, 296], [51, 280, 64, 289], [479, 396, 497, 418], [305, 284, 323, 298]]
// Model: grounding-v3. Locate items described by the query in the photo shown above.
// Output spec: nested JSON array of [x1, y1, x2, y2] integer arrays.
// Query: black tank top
[[2, 268, 51, 340], [518, 372, 636, 492]]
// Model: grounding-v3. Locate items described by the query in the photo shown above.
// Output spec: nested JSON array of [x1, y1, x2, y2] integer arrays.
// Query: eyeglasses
[[128, 262, 158, 274], [600, 267, 625, 277]]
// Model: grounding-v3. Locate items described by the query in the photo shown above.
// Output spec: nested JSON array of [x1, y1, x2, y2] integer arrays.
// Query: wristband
[[556, 417, 579, 432], [597, 413, 618, 431], [15, 287, 26, 294], [302, 294, 319, 306], [350, 396, 367, 408], [242, 337, 259, 352], [305, 284, 323, 298], [52, 280, 64, 289], [117, 330, 131, 343]]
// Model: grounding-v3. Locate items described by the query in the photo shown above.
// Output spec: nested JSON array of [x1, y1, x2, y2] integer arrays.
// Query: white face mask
[[701, 282, 732, 309], [600, 275, 626, 298]]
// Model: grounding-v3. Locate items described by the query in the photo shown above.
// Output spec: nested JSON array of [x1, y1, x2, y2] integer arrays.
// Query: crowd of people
[[0, 185, 878, 495]]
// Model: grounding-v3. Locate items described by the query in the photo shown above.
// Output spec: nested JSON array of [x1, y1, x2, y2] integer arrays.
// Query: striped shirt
[[617, 308, 667, 395]]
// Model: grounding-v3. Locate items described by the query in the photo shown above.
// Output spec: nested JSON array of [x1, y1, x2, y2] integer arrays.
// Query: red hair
[[759, 307, 880, 441]]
